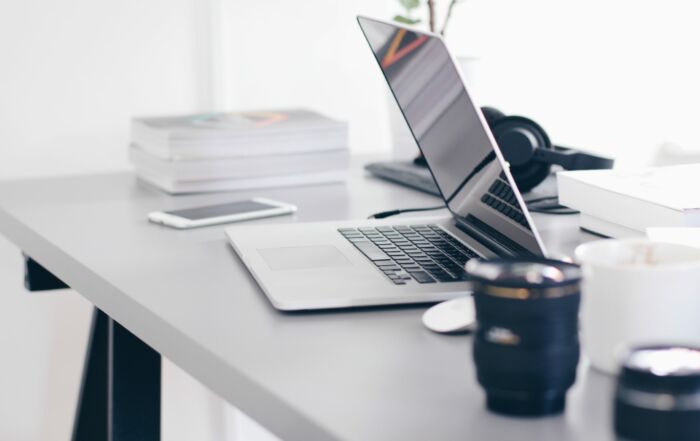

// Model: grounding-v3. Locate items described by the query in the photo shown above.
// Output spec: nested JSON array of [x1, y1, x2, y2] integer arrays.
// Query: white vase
[[387, 56, 480, 159]]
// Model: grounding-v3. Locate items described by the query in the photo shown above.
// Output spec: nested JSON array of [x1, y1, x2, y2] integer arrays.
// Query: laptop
[[225, 16, 547, 311], [364, 160, 440, 196]]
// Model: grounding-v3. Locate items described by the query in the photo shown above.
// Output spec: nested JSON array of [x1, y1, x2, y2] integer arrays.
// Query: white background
[[2, 1, 700, 440]]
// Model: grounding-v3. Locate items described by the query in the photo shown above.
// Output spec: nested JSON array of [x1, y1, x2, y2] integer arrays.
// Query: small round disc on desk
[[422, 296, 475, 334]]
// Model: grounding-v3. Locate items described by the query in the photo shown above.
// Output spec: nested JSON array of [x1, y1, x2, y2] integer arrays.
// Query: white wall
[[0, 0, 209, 179], [442, 0, 700, 166], [6, 0, 697, 173], [218, 0, 395, 154], [221, 0, 700, 166]]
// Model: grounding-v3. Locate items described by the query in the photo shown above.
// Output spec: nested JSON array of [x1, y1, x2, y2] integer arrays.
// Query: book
[[131, 109, 348, 159], [557, 164, 700, 237], [579, 214, 645, 238], [129, 144, 350, 181], [136, 169, 349, 194], [647, 227, 700, 247]]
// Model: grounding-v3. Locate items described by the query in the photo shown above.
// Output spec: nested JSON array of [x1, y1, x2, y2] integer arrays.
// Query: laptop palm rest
[[257, 246, 352, 271]]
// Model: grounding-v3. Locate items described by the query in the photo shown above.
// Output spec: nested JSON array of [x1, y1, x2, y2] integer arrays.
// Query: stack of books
[[557, 164, 700, 237], [129, 109, 349, 193]]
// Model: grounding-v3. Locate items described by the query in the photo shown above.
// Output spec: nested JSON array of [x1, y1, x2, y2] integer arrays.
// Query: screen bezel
[[357, 15, 547, 257]]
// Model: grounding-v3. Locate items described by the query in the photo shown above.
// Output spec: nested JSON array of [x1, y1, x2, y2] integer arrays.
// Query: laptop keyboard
[[481, 174, 529, 228], [338, 225, 478, 285]]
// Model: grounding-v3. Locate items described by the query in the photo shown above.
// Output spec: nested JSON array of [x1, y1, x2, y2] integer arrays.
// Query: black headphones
[[480, 107, 614, 192]]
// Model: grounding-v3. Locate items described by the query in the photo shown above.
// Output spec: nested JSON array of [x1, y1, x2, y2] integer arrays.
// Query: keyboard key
[[408, 271, 436, 284], [427, 267, 451, 278], [340, 225, 479, 284], [353, 241, 390, 261]]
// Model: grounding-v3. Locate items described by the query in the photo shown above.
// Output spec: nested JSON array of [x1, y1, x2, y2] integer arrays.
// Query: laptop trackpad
[[258, 246, 352, 271]]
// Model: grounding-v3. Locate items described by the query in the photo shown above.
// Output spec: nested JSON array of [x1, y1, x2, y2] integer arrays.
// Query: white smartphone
[[148, 198, 297, 229]]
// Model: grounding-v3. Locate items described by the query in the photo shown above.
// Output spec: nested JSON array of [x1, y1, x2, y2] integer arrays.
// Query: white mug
[[575, 239, 700, 374]]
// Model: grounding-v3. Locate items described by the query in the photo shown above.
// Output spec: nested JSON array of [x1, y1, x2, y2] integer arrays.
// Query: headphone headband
[[481, 106, 614, 192], [533, 146, 615, 170]]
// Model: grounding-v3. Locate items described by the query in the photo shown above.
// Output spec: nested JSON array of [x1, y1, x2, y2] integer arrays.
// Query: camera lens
[[615, 346, 700, 441], [466, 258, 582, 416]]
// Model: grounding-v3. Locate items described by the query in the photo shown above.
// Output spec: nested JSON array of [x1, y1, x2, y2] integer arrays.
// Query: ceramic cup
[[575, 239, 700, 374]]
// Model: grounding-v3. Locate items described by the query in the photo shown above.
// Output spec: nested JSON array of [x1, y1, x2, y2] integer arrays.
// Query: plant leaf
[[399, 0, 420, 11], [393, 15, 421, 25]]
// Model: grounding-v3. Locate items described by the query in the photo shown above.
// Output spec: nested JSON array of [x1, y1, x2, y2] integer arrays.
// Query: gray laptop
[[226, 16, 547, 311]]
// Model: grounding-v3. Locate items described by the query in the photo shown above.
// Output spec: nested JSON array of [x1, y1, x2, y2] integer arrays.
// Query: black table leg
[[72, 309, 109, 441], [108, 317, 161, 441], [71, 308, 161, 441], [23, 256, 162, 441], [23, 255, 68, 291]]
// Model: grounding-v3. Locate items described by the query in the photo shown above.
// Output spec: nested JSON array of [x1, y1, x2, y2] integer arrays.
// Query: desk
[[0, 160, 609, 441]]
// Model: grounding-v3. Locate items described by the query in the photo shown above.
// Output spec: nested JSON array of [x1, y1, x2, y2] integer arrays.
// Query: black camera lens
[[466, 258, 582, 416], [615, 346, 700, 441]]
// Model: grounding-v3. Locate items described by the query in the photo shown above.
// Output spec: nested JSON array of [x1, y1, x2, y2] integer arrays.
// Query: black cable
[[367, 195, 578, 220], [368, 205, 446, 220], [528, 207, 579, 215], [524, 195, 558, 204], [525, 195, 579, 215]]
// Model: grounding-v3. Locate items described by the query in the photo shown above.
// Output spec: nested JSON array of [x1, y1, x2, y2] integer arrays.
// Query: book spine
[[557, 173, 684, 231], [130, 148, 350, 181], [137, 170, 348, 194], [578, 213, 645, 238]]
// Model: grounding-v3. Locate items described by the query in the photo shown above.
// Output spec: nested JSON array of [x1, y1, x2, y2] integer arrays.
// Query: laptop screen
[[358, 16, 544, 256]]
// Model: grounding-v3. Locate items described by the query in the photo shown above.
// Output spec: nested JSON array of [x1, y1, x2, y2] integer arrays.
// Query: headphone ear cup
[[489, 116, 553, 193], [480, 106, 505, 128]]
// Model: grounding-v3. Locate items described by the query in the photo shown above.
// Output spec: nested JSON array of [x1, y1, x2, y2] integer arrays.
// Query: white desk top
[[0, 160, 608, 441]]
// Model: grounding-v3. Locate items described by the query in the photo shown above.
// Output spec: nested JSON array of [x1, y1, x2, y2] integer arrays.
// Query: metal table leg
[[72, 309, 109, 441], [71, 309, 162, 441], [23, 256, 161, 441], [108, 315, 161, 441]]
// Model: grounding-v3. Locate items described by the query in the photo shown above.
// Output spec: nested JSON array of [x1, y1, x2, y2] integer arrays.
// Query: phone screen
[[165, 200, 276, 220]]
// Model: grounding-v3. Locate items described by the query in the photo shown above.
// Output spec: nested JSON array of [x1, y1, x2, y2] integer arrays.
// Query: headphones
[[480, 107, 614, 192]]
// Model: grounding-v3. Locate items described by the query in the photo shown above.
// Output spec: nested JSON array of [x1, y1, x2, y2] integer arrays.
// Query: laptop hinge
[[455, 215, 534, 258]]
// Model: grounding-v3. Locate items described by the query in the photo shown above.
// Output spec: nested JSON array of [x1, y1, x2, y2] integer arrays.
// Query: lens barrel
[[615, 346, 700, 441], [466, 258, 582, 416]]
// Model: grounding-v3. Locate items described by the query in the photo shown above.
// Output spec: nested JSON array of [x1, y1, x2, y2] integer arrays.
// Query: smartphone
[[148, 198, 297, 229]]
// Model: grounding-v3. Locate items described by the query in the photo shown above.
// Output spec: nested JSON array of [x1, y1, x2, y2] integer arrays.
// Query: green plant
[[394, 0, 464, 36]]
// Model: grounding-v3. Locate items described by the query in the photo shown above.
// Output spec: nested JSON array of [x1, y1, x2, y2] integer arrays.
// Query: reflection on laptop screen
[[358, 16, 543, 256]]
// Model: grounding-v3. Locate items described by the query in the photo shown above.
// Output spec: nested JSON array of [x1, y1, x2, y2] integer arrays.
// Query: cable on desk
[[367, 205, 446, 219], [367, 196, 578, 220], [525, 195, 579, 215]]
